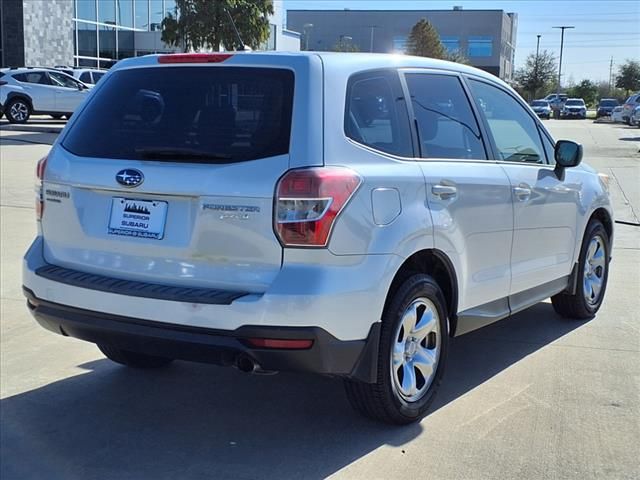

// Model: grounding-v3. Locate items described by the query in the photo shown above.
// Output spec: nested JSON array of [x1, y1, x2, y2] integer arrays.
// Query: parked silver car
[[22, 53, 613, 424], [0, 68, 90, 123]]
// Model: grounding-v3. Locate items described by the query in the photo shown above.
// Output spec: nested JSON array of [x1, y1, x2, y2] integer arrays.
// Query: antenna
[[224, 7, 246, 51]]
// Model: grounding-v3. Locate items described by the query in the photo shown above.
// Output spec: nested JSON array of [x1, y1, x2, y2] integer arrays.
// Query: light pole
[[303, 23, 313, 51], [553, 26, 574, 95], [534, 34, 541, 100], [368, 25, 379, 52]]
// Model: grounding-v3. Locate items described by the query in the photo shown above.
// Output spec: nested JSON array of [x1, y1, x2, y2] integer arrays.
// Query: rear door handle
[[432, 184, 458, 199], [513, 184, 532, 201]]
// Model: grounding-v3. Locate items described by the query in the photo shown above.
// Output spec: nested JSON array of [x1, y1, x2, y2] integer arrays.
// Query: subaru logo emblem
[[116, 169, 144, 188]]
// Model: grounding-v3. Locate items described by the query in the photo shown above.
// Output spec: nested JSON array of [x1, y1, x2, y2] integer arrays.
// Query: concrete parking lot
[[1, 120, 638, 479]]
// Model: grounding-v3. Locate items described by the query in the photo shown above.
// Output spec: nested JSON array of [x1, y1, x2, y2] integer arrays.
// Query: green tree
[[445, 49, 470, 65], [567, 79, 599, 106], [615, 59, 640, 96], [406, 19, 446, 59], [331, 38, 360, 52], [514, 50, 557, 100], [162, 0, 273, 52]]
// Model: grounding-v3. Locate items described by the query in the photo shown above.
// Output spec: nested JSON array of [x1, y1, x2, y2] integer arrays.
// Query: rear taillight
[[35, 155, 47, 221], [158, 53, 233, 64], [275, 167, 361, 247]]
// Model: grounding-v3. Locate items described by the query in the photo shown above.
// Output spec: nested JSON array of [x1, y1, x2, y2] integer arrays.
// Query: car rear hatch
[[40, 53, 323, 293]]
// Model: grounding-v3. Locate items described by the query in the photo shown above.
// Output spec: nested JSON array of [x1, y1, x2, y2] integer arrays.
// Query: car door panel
[[13, 72, 55, 111], [423, 161, 514, 311], [502, 164, 579, 293], [466, 77, 580, 295], [402, 71, 513, 312], [48, 71, 87, 112]]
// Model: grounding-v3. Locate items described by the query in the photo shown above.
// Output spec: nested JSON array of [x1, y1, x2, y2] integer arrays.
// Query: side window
[[14, 72, 51, 85], [540, 127, 556, 164], [405, 73, 486, 160], [80, 72, 92, 83], [49, 71, 79, 89], [345, 71, 413, 157], [468, 79, 545, 164], [93, 72, 105, 83]]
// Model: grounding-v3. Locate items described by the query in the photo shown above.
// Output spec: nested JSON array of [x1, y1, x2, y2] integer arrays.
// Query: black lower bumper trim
[[35, 264, 249, 305], [23, 287, 380, 382]]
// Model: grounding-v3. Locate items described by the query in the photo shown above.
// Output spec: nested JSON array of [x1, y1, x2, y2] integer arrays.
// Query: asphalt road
[[1, 120, 639, 480]]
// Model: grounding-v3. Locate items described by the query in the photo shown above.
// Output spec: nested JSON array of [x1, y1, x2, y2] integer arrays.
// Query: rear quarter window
[[344, 70, 413, 157], [62, 67, 294, 163]]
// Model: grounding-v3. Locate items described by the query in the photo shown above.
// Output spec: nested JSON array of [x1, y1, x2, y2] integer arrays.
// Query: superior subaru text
[[23, 52, 613, 424]]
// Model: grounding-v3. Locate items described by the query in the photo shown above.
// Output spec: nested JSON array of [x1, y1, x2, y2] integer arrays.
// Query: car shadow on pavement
[[0, 302, 584, 480], [0, 133, 56, 146]]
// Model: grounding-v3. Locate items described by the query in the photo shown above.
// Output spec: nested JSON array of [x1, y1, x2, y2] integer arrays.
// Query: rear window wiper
[[135, 147, 232, 162]]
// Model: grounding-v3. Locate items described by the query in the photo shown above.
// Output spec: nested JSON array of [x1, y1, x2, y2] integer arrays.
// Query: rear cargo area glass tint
[[62, 67, 294, 162]]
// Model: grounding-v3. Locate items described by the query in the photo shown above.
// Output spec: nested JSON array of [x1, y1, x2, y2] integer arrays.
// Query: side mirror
[[554, 140, 582, 177]]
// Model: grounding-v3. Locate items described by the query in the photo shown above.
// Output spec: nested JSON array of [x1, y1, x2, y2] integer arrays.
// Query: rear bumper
[[23, 287, 381, 381]]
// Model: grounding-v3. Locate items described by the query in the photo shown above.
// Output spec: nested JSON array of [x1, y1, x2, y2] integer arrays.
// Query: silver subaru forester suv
[[23, 52, 612, 424]]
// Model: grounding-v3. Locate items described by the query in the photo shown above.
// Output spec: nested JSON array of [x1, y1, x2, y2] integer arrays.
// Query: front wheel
[[344, 274, 449, 424], [98, 344, 174, 368], [552, 220, 610, 319]]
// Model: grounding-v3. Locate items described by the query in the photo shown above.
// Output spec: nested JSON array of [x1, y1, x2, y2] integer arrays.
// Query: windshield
[[531, 101, 549, 107], [599, 100, 618, 107], [566, 100, 585, 106], [62, 67, 294, 163]]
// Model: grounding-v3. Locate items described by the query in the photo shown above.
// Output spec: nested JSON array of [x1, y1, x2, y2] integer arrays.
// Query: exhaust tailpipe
[[235, 355, 278, 375]]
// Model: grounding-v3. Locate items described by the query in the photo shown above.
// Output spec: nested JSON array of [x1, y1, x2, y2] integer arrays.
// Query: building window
[[468, 36, 493, 57], [440, 36, 460, 54], [97, 0, 116, 25], [99, 24, 116, 59], [118, 0, 134, 28], [77, 21, 98, 57], [135, 0, 149, 30], [150, 0, 163, 31], [393, 36, 407, 53], [118, 30, 134, 59], [76, 0, 97, 22], [165, 0, 177, 18]]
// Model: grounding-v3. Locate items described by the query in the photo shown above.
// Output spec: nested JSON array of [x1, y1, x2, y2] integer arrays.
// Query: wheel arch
[[589, 207, 613, 244], [383, 249, 459, 336], [6, 92, 33, 110]]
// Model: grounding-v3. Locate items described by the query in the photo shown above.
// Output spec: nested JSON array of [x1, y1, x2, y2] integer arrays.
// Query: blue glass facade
[[73, 0, 177, 67]]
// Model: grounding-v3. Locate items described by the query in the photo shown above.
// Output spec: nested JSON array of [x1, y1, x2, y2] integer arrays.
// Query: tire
[[50, 114, 64, 120], [344, 274, 449, 424], [5, 98, 31, 124], [98, 344, 174, 368], [552, 220, 610, 319]]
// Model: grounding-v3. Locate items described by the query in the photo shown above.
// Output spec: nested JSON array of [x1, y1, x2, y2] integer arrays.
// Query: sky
[[284, 0, 640, 84]]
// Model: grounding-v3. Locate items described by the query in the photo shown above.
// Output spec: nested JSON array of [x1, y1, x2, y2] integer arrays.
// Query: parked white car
[[0, 68, 90, 123], [22, 53, 613, 424], [54, 66, 107, 85], [631, 105, 640, 127], [611, 106, 624, 123]]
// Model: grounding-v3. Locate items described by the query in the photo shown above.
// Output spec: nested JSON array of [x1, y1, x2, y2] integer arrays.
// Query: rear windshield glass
[[62, 67, 294, 162]]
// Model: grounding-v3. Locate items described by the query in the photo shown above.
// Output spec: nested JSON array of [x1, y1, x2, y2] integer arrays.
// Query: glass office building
[[288, 8, 518, 80], [0, 0, 298, 69], [74, 0, 177, 68]]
